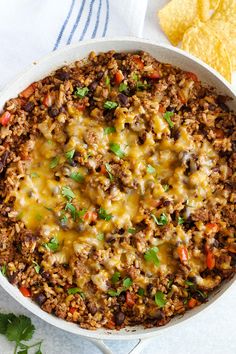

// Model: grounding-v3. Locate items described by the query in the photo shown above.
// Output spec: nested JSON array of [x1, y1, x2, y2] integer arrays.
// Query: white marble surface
[[1, 1, 236, 353]]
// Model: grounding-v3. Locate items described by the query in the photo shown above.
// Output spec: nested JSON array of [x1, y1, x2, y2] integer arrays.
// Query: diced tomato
[[0, 111, 11, 126], [206, 249, 215, 270], [205, 223, 218, 233], [188, 297, 198, 309], [159, 105, 165, 113], [84, 211, 98, 223], [106, 319, 115, 329], [75, 103, 86, 111], [43, 92, 53, 107], [126, 292, 136, 307], [100, 164, 107, 174], [146, 71, 160, 79], [19, 286, 31, 297], [132, 56, 144, 70], [114, 70, 124, 84], [20, 83, 36, 99], [69, 307, 76, 314], [177, 245, 188, 263], [185, 72, 199, 82]]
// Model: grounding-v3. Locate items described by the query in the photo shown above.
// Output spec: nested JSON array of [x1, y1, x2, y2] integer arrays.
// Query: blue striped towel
[[0, 0, 148, 89]]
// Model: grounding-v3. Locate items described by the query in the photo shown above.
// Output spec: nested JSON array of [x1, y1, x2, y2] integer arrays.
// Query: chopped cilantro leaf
[[178, 216, 185, 225], [128, 228, 136, 234], [0, 264, 6, 277], [44, 237, 59, 252], [65, 202, 77, 221], [123, 277, 133, 288], [32, 261, 40, 274], [97, 233, 104, 241], [60, 213, 68, 226], [132, 73, 138, 81], [6, 315, 35, 343], [74, 87, 89, 98], [185, 280, 194, 286], [105, 163, 113, 181], [107, 289, 121, 297], [111, 271, 121, 284], [61, 186, 75, 201], [137, 81, 150, 91], [70, 171, 84, 183], [144, 247, 160, 267], [104, 101, 118, 110], [105, 76, 110, 86], [151, 213, 168, 226], [77, 208, 87, 222], [147, 164, 156, 174], [163, 111, 174, 128], [65, 149, 75, 161], [98, 207, 113, 221], [119, 83, 128, 92], [155, 291, 166, 308], [109, 143, 125, 158], [30, 172, 39, 178], [67, 287, 85, 298], [104, 126, 116, 135], [49, 156, 59, 169], [137, 288, 145, 296], [163, 184, 169, 192]]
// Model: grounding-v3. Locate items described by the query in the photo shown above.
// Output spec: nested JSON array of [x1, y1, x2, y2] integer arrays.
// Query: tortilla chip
[[199, 0, 211, 21], [206, 19, 236, 69], [210, 0, 220, 9], [158, 0, 199, 46], [212, 0, 236, 24], [182, 22, 232, 82]]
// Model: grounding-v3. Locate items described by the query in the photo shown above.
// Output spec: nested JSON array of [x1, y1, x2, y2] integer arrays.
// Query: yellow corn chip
[[206, 19, 236, 69], [212, 0, 236, 24], [210, 0, 220, 9], [199, 0, 211, 21], [158, 0, 199, 46], [182, 22, 232, 82]]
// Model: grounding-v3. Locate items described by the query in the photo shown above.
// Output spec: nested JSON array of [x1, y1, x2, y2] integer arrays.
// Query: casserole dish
[[0, 37, 235, 354]]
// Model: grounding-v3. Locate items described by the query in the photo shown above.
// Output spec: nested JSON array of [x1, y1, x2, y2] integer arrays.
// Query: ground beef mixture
[[0, 51, 235, 330]]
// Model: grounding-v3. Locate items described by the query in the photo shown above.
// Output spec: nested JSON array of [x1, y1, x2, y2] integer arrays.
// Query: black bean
[[7, 273, 18, 285], [147, 283, 154, 295], [41, 271, 50, 280], [23, 101, 35, 112], [96, 71, 104, 79], [230, 253, 236, 267], [114, 311, 125, 326], [118, 93, 128, 106], [34, 292, 46, 306], [89, 81, 98, 91], [167, 106, 176, 113], [118, 293, 126, 303], [163, 200, 171, 206], [148, 309, 164, 320], [171, 127, 180, 140], [54, 175, 60, 181], [217, 95, 230, 112], [118, 228, 125, 235], [87, 302, 97, 315], [48, 105, 59, 118], [55, 70, 70, 81], [113, 53, 125, 60]]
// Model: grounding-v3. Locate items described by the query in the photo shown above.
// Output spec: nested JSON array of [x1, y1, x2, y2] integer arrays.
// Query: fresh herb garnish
[[137, 288, 145, 296], [0, 264, 6, 277], [104, 101, 118, 110], [30, 172, 39, 178], [144, 247, 160, 267], [105, 163, 113, 181], [105, 76, 110, 86], [163, 111, 174, 128], [123, 277, 133, 288], [61, 186, 75, 201], [177, 216, 185, 225], [147, 164, 156, 174], [155, 291, 166, 308], [104, 126, 116, 135], [67, 287, 85, 298], [98, 207, 113, 221], [49, 156, 59, 169], [137, 81, 150, 91], [97, 233, 104, 241], [109, 143, 125, 158], [151, 213, 168, 226], [0, 313, 43, 354], [74, 87, 89, 98], [119, 83, 128, 92], [70, 171, 84, 183], [77, 208, 87, 222], [128, 228, 136, 234], [107, 289, 121, 297], [32, 261, 40, 274], [132, 73, 138, 81], [65, 149, 75, 162], [111, 272, 121, 284], [44, 237, 59, 252], [65, 202, 77, 221], [185, 280, 194, 286], [163, 184, 170, 192], [60, 213, 68, 226]]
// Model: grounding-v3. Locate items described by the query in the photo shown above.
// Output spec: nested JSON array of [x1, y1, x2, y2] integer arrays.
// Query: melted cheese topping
[[14, 104, 217, 290]]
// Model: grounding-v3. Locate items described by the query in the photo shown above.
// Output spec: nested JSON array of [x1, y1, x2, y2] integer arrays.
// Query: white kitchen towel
[[0, 0, 148, 89]]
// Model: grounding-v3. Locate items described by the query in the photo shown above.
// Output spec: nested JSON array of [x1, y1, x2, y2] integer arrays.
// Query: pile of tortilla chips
[[158, 0, 236, 82]]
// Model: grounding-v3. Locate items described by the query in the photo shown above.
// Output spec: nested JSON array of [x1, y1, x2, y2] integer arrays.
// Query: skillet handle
[[90, 338, 152, 354]]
